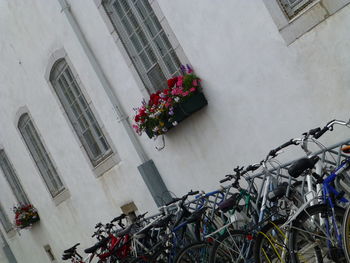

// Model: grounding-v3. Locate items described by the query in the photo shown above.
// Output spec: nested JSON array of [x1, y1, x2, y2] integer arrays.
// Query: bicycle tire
[[174, 241, 212, 263], [253, 217, 291, 263], [342, 205, 350, 262], [209, 229, 251, 262], [289, 204, 346, 263]]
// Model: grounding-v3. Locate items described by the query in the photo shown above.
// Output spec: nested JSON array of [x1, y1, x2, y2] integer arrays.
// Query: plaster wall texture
[[0, 0, 349, 262], [0, 249, 9, 263]]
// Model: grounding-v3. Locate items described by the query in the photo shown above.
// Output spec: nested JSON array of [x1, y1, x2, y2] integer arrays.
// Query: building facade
[[1, 0, 350, 262]]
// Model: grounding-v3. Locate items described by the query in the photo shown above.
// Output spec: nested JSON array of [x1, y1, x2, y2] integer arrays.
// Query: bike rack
[[142, 138, 350, 221]]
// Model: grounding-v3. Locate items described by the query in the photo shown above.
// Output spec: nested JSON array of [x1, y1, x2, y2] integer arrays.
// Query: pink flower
[[190, 87, 196, 92], [192, 79, 198, 86], [176, 76, 183, 87], [182, 91, 189, 96], [171, 87, 183, 95], [165, 102, 171, 108]]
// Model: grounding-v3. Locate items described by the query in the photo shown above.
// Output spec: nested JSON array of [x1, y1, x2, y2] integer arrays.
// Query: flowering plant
[[13, 204, 40, 229], [133, 65, 202, 138]]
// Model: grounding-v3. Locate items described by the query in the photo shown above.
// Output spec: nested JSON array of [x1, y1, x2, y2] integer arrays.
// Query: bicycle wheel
[[342, 205, 350, 262], [174, 241, 212, 263], [254, 218, 291, 263], [209, 229, 252, 262], [289, 204, 346, 263]]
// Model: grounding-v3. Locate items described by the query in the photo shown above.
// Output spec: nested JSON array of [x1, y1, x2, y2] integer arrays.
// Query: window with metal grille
[[0, 150, 29, 205], [50, 59, 112, 166], [278, 0, 315, 18], [103, 0, 181, 93], [0, 204, 12, 232], [18, 113, 64, 197]]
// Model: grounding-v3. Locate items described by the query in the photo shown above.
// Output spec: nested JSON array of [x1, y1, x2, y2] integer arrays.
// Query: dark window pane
[[113, 2, 125, 18], [147, 64, 166, 91], [139, 51, 151, 69], [144, 16, 158, 37], [146, 46, 157, 64], [83, 130, 102, 158], [100, 137, 109, 151], [154, 34, 167, 56], [135, 0, 148, 20], [130, 33, 142, 52], [121, 17, 133, 35]]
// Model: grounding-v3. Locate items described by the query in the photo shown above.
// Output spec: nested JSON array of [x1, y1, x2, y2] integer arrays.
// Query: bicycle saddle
[[218, 193, 240, 213], [342, 145, 350, 154], [288, 156, 320, 178], [63, 243, 80, 253], [84, 236, 109, 254], [268, 183, 288, 202], [62, 253, 73, 260]]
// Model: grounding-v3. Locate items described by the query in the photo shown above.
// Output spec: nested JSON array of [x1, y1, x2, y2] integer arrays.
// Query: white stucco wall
[[0, 0, 349, 262]]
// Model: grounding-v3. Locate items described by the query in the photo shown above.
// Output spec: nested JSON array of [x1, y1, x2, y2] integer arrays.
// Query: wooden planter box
[[146, 92, 208, 138]]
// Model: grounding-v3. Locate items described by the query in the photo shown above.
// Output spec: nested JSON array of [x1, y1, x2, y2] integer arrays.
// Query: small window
[[278, 0, 315, 18], [0, 203, 12, 232], [18, 113, 64, 197], [104, 0, 181, 93], [0, 150, 29, 205], [50, 59, 113, 167]]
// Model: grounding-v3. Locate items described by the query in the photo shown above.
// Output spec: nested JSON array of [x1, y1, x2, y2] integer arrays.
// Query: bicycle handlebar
[[111, 214, 126, 223], [313, 119, 350, 139], [268, 139, 299, 158]]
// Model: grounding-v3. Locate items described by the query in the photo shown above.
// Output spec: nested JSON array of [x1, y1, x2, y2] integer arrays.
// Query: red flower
[[167, 77, 178, 88], [163, 88, 170, 95], [149, 93, 161, 106]]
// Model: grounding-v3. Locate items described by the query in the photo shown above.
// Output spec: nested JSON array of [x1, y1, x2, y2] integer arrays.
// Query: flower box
[[133, 65, 208, 139], [13, 204, 40, 229], [144, 92, 208, 138]]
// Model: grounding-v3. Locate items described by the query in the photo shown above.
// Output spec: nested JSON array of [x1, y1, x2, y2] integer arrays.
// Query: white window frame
[[0, 203, 12, 233], [50, 59, 113, 167], [103, 0, 181, 94], [263, 0, 350, 44], [18, 113, 65, 198], [45, 49, 120, 177], [95, 0, 189, 97], [0, 149, 29, 205]]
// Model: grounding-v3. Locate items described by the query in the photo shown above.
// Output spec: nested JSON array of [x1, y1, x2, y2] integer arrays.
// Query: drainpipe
[[57, 0, 171, 206]]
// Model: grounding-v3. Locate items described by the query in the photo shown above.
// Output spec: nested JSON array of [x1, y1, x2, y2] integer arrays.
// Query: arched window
[[18, 113, 64, 197], [0, 149, 29, 205], [49, 59, 112, 166]]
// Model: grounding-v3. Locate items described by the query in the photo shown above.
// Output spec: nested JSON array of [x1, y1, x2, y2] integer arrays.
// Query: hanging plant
[[133, 65, 208, 139], [13, 204, 40, 229]]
